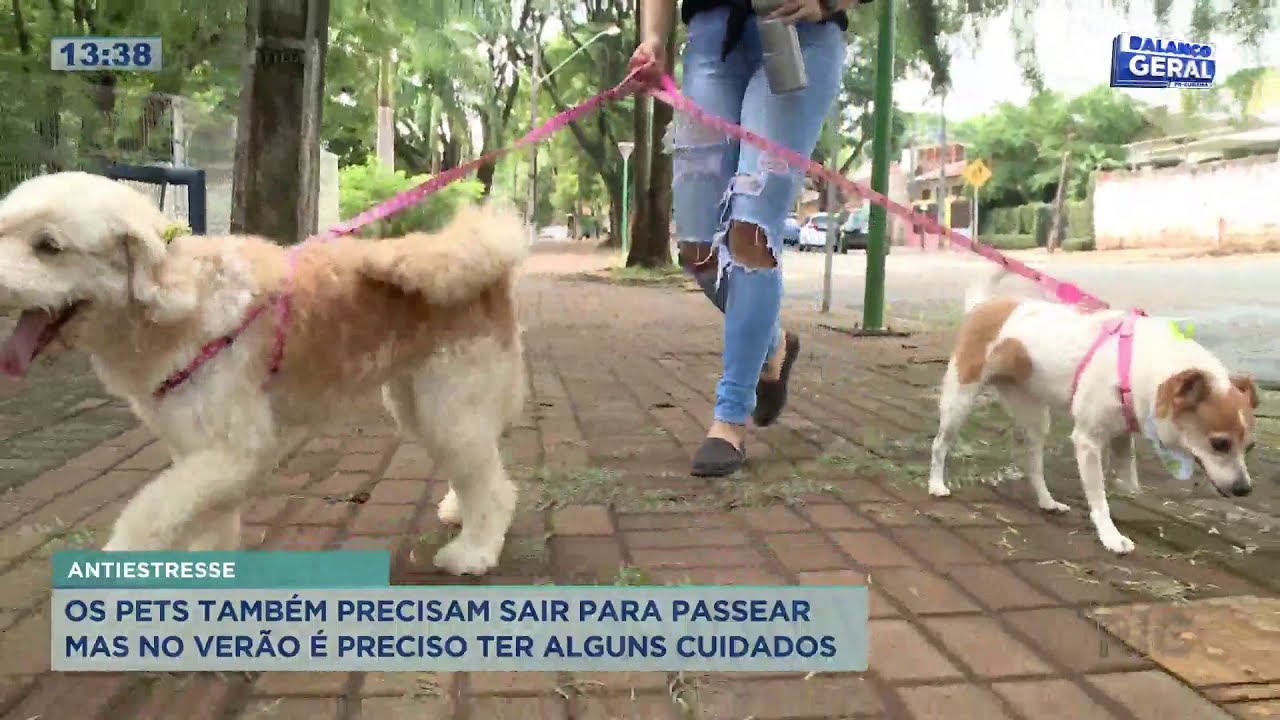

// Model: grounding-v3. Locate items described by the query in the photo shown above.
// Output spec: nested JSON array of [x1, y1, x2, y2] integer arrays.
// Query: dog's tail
[[358, 203, 528, 306], [963, 266, 1012, 313]]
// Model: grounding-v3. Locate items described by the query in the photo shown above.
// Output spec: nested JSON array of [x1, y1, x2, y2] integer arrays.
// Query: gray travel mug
[[753, 0, 808, 94]]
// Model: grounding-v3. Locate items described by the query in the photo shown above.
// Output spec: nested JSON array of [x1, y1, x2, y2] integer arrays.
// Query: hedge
[[339, 158, 484, 238], [978, 233, 1039, 250], [983, 200, 1093, 245], [974, 235, 1093, 252]]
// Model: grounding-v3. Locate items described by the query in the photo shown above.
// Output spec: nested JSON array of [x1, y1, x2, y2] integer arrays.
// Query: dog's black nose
[[1230, 480, 1253, 497]]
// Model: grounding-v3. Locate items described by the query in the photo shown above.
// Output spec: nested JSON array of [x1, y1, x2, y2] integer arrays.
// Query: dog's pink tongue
[[0, 309, 55, 378]]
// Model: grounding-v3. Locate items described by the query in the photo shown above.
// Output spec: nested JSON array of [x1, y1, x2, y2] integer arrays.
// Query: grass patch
[[1041, 559, 1203, 602], [613, 565, 655, 586], [817, 451, 864, 470], [608, 265, 686, 284], [532, 466, 622, 510], [529, 464, 718, 512], [575, 264, 688, 287], [624, 488, 717, 512], [719, 475, 837, 508], [504, 533, 551, 564], [417, 526, 452, 548], [36, 522, 99, 556]]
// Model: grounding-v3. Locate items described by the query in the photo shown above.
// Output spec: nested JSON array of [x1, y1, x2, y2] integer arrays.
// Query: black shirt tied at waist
[[681, 0, 872, 61]]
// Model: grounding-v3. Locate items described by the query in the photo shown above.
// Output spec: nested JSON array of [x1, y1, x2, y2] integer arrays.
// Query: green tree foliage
[[901, 0, 1275, 92], [0, 0, 242, 184], [953, 87, 1150, 207]]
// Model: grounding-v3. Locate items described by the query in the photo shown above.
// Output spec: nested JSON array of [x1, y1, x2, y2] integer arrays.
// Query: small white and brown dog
[[0, 172, 528, 574], [928, 269, 1259, 554]]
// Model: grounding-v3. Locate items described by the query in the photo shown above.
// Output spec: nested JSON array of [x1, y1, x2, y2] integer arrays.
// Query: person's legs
[[693, 18, 845, 474], [670, 8, 786, 371]]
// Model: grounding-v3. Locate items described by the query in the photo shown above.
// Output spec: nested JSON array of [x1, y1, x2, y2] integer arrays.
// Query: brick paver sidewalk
[[0, 247, 1276, 719]]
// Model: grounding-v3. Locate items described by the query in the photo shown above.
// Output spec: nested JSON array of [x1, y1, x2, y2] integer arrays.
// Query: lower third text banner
[[51, 551, 868, 672]]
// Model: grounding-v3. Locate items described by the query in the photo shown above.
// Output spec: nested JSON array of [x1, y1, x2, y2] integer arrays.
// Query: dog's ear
[[1156, 369, 1209, 416], [118, 214, 197, 323], [1230, 373, 1260, 409]]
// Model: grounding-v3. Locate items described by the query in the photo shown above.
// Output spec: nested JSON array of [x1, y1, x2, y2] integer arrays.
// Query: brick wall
[[1093, 155, 1280, 250]]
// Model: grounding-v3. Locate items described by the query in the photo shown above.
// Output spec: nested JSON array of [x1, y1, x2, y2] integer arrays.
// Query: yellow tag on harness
[[162, 223, 191, 243], [1169, 319, 1194, 340]]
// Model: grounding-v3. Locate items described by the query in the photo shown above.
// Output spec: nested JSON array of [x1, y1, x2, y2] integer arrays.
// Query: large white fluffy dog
[[0, 172, 527, 575]]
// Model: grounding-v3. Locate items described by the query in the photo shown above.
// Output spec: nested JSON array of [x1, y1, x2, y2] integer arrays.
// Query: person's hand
[[765, 0, 827, 24], [628, 36, 666, 87]]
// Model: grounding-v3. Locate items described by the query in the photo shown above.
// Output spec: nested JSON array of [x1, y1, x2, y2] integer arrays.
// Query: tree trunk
[[12, 0, 32, 55], [441, 135, 461, 171], [625, 29, 676, 268], [624, 93, 651, 252], [418, 92, 438, 173], [623, 3, 653, 254], [376, 53, 395, 170], [1047, 146, 1071, 252], [476, 111, 497, 193], [231, 0, 331, 243]]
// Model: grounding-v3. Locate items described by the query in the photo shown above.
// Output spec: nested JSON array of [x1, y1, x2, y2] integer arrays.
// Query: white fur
[[930, 270, 1255, 555], [0, 172, 526, 575]]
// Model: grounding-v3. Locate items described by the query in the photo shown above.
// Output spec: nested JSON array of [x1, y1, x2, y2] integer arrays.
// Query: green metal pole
[[862, 0, 895, 331], [621, 154, 631, 258]]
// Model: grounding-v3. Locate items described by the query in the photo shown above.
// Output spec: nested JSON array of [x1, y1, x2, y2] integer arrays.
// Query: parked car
[[840, 206, 867, 250], [782, 215, 802, 246], [797, 213, 847, 253], [837, 206, 890, 254]]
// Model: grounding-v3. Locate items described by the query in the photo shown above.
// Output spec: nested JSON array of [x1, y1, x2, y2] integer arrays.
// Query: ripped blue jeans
[[671, 7, 844, 425]]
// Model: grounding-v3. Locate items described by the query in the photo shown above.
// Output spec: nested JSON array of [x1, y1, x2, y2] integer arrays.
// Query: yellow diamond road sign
[[963, 159, 992, 188]]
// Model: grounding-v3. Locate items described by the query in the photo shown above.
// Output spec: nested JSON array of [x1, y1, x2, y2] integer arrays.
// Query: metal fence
[[0, 74, 236, 231]]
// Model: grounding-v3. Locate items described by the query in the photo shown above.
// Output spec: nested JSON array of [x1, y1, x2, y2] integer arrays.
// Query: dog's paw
[[928, 482, 951, 498], [1113, 479, 1141, 496], [437, 490, 461, 525], [1038, 500, 1071, 514], [433, 539, 499, 575], [1100, 532, 1135, 555]]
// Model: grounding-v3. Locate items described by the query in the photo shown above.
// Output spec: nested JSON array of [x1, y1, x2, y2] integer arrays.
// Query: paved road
[[782, 248, 1280, 384]]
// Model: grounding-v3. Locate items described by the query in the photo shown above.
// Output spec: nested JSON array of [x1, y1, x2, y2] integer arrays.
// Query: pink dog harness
[[152, 299, 285, 400], [1069, 309, 1147, 433]]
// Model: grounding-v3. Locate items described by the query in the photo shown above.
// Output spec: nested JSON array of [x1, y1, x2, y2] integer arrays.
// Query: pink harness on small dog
[[1069, 309, 1147, 433]]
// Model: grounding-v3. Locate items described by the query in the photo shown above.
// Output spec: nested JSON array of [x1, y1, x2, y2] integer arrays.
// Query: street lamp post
[[527, 25, 622, 245], [861, 0, 895, 331], [617, 141, 634, 258]]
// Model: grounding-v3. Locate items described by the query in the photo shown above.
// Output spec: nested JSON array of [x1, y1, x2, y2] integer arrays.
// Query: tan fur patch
[[986, 337, 1033, 384], [1155, 369, 1256, 443], [77, 231, 518, 404], [1231, 373, 1260, 409], [952, 297, 1023, 384], [268, 238, 518, 402]]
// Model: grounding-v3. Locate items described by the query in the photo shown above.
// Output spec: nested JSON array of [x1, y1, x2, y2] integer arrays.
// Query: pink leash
[[153, 69, 1117, 400], [152, 72, 645, 399], [650, 75, 1108, 312]]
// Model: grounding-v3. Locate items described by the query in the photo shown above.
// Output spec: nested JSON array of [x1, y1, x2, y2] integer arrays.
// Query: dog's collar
[[1069, 309, 1146, 433], [151, 295, 287, 400]]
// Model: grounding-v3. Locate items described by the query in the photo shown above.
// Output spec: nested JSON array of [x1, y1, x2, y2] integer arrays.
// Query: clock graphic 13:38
[[50, 37, 162, 71]]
